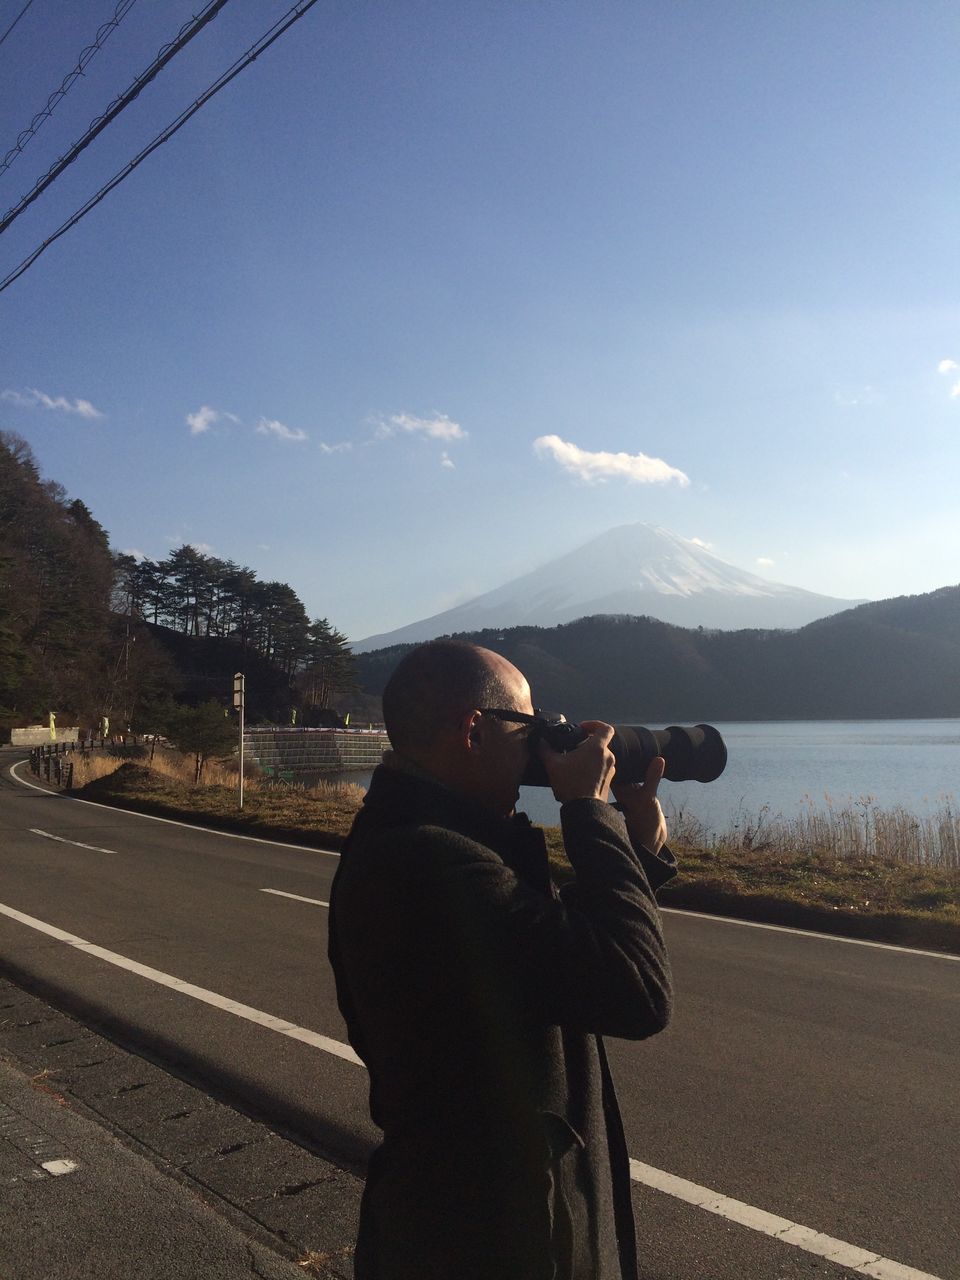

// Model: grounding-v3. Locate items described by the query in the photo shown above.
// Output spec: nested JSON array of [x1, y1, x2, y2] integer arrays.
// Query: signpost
[[233, 672, 245, 809]]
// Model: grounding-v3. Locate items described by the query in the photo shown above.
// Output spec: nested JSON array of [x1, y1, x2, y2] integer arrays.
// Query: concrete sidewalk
[[0, 976, 361, 1279]]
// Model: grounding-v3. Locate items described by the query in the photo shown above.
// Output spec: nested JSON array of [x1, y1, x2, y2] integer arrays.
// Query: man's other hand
[[611, 756, 668, 855], [539, 720, 616, 804]]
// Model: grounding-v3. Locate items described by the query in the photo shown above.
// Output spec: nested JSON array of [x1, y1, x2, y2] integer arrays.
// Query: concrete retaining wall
[[11, 726, 80, 746], [243, 727, 389, 775]]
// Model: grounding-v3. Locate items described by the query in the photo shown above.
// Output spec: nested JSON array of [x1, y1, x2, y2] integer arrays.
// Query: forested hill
[[356, 584, 960, 722], [0, 431, 356, 732]]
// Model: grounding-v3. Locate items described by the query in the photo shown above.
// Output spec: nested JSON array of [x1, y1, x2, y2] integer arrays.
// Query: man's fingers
[[577, 719, 615, 747], [644, 755, 666, 797]]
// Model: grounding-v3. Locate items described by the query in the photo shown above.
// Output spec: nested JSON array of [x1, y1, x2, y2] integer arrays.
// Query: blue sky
[[1, 0, 958, 640]]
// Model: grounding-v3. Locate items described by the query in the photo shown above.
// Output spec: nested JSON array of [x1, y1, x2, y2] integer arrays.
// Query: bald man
[[328, 639, 676, 1279]]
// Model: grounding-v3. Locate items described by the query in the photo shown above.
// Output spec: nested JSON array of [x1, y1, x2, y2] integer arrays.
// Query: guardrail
[[28, 737, 116, 789]]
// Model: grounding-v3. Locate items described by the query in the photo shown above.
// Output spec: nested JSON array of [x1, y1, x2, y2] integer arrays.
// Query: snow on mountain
[[353, 523, 863, 651]]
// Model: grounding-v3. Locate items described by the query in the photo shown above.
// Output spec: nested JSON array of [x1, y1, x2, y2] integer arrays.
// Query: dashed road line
[[29, 828, 118, 855], [0, 896, 945, 1278], [7, 760, 340, 856], [260, 888, 329, 907]]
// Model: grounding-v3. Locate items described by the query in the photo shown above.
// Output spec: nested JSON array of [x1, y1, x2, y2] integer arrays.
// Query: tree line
[[0, 431, 357, 736], [355, 589, 960, 723]]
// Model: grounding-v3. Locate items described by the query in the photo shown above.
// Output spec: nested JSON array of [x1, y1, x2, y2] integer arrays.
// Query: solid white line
[[660, 906, 960, 962], [0, 899, 362, 1066], [628, 1160, 943, 1280], [7, 760, 341, 857], [260, 888, 329, 907], [8, 764, 956, 964], [30, 828, 118, 855], [0, 895, 943, 1278]]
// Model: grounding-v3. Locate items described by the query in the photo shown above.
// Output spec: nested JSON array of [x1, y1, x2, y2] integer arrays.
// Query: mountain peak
[[354, 522, 863, 651]]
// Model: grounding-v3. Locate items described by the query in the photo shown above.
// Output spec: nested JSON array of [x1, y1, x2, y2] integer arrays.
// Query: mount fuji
[[353, 523, 863, 652]]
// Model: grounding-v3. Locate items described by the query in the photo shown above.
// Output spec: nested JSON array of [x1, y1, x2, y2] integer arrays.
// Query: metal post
[[233, 672, 245, 809]]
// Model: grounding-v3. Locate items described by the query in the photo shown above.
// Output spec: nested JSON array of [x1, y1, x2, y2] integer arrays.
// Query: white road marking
[[0, 896, 946, 1278], [7, 760, 340, 857], [260, 888, 329, 907], [30, 828, 118, 856], [629, 1160, 942, 1279], [660, 906, 960, 962], [0, 899, 362, 1066], [41, 1159, 79, 1176]]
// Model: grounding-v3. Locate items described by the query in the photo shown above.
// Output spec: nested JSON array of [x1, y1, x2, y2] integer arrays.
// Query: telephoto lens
[[521, 718, 727, 788]]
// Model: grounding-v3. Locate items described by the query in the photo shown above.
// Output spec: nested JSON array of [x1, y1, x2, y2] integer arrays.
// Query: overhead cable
[[0, 0, 36, 52], [0, 0, 323, 296], [0, 0, 233, 237], [1, 0, 142, 181]]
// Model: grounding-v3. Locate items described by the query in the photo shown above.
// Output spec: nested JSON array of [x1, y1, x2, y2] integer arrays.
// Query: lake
[[327, 719, 960, 835]]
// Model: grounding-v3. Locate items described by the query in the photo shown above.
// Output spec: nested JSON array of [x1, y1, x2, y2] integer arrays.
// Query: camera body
[[521, 716, 727, 788]]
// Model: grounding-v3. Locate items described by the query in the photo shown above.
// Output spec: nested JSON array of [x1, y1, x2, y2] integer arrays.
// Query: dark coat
[[328, 764, 676, 1280]]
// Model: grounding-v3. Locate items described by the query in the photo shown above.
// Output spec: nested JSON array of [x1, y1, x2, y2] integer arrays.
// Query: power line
[[0, 0, 233, 237], [0, 0, 323, 296], [0, 0, 36, 52], [1, 0, 142, 181]]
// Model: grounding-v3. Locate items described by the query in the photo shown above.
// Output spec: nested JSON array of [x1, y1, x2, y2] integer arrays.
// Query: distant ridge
[[353, 583, 960, 722], [354, 523, 862, 651]]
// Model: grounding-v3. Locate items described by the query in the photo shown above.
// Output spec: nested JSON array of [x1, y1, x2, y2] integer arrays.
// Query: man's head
[[382, 640, 535, 816]]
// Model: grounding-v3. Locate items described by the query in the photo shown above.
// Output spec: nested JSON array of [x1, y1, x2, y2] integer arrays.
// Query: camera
[[521, 715, 727, 788]]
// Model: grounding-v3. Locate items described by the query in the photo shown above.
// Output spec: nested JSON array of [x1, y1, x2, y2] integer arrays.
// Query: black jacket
[[328, 764, 676, 1279]]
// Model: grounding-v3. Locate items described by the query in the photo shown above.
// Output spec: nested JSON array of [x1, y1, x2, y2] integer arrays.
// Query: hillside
[[355, 584, 960, 722]]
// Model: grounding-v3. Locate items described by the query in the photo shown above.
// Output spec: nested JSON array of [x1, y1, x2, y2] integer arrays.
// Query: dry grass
[[668, 795, 960, 869], [73, 755, 365, 847]]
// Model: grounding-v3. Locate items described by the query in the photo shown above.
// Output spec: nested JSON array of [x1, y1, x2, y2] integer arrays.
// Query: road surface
[[1, 748, 956, 1279]]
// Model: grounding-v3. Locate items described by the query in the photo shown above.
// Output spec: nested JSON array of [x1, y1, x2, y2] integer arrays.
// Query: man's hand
[[611, 756, 668, 855], [539, 720, 616, 804]]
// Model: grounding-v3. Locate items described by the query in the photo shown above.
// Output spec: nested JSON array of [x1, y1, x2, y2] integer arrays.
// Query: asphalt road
[[1, 748, 957, 1280]]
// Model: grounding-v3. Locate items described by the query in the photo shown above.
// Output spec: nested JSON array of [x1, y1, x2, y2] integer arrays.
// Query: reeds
[[669, 795, 960, 868]]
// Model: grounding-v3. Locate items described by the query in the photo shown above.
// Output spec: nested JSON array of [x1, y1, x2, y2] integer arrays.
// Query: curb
[[0, 970, 361, 1278]]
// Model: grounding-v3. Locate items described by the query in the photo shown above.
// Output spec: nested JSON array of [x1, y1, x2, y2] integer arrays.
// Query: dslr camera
[[519, 714, 727, 788]]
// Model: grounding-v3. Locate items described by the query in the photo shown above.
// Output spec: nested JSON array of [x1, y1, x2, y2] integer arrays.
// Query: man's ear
[[461, 709, 484, 751]]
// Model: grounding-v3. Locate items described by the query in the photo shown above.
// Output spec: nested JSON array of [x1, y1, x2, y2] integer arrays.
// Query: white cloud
[[440, 451, 456, 469], [833, 386, 881, 407], [187, 405, 218, 435], [318, 441, 352, 455], [186, 405, 239, 435], [122, 548, 146, 561], [532, 435, 689, 487], [2, 387, 104, 419], [256, 416, 308, 443], [688, 536, 712, 549], [937, 359, 958, 375], [951, 381, 960, 399], [756, 556, 775, 567], [376, 412, 467, 442], [188, 542, 215, 554]]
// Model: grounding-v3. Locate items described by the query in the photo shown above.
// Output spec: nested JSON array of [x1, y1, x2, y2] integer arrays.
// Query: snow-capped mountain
[[353, 523, 863, 651]]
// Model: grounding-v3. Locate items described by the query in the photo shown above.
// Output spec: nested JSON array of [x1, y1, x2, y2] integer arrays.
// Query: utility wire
[[0, 0, 233, 237], [0, 0, 36, 52], [1, 0, 142, 181], [0, 0, 322, 296]]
